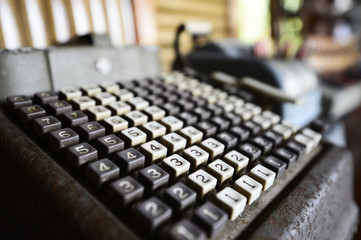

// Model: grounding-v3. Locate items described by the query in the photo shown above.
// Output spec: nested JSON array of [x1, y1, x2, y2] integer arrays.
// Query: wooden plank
[[157, 0, 227, 16]]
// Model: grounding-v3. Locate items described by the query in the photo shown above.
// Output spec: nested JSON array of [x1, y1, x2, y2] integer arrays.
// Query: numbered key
[[143, 105, 166, 121], [229, 126, 250, 142], [179, 126, 203, 146], [46, 100, 72, 116], [59, 87, 82, 101], [274, 148, 297, 168], [302, 128, 322, 146], [80, 83, 102, 96], [7, 95, 32, 113], [238, 143, 262, 162], [215, 131, 238, 151], [95, 134, 124, 157], [133, 197, 172, 234], [183, 146, 209, 170], [233, 175, 262, 204], [115, 148, 145, 174], [49, 128, 79, 151], [34, 91, 58, 105], [285, 140, 306, 158], [187, 169, 217, 199], [71, 96, 96, 110], [262, 110, 280, 124], [85, 158, 119, 188], [66, 143, 98, 169], [250, 136, 273, 153], [261, 156, 287, 178], [163, 182, 196, 213], [61, 110, 88, 127], [33, 115, 61, 136], [161, 133, 187, 154], [102, 116, 128, 133], [139, 165, 169, 193], [223, 150, 249, 174], [242, 121, 261, 136], [294, 133, 314, 154], [195, 121, 217, 138], [193, 202, 228, 238], [99, 81, 119, 93], [108, 176, 144, 208], [263, 130, 283, 146], [86, 105, 111, 121], [141, 121, 167, 140], [107, 101, 131, 115], [249, 164, 276, 191], [124, 110, 148, 126], [19, 105, 46, 123], [93, 92, 116, 105], [200, 138, 224, 160], [140, 140, 167, 164], [252, 114, 272, 130], [177, 111, 198, 126], [78, 121, 106, 141], [120, 127, 147, 147], [162, 154, 190, 181], [168, 219, 206, 240], [272, 123, 292, 140], [160, 116, 184, 132], [214, 187, 247, 221], [127, 97, 149, 110], [206, 160, 234, 186], [113, 88, 134, 101]]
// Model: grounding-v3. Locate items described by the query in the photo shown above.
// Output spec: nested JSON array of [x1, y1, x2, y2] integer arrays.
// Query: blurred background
[[1, 0, 361, 238]]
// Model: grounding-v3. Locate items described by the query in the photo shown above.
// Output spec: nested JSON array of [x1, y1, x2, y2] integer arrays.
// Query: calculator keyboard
[[5, 72, 323, 239]]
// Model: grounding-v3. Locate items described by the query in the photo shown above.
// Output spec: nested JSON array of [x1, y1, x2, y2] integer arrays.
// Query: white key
[[252, 115, 272, 130], [121, 127, 147, 147], [87, 105, 111, 121], [249, 165, 276, 191], [183, 146, 209, 170], [141, 121, 166, 139], [244, 102, 261, 115], [228, 95, 244, 107], [140, 140, 167, 164], [223, 150, 249, 174], [94, 92, 116, 105], [206, 159, 234, 185], [212, 89, 227, 100], [60, 87, 82, 100], [81, 84, 102, 96], [127, 97, 149, 110], [234, 107, 253, 121], [233, 175, 262, 204], [217, 99, 234, 112], [162, 154, 190, 180], [160, 116, 184, 132], [294, 133, 314, 153], [272, 124, 292, 140], [72, 96, 96, 110], [143, 105, 166, 121], [282, 120, 298, 133], [113, 89, 134, 101], [103, 116, 128, 132], [262, 111, 280, 124], [179, 126, 203, 146], [200, 138, 225, 160], [215, 187, 247, 221], [187, 169, 217, 198], [99, 81, 119, 93], [302, 128, 322, 145], [161, 133, 187, 154], [124, 110, 148, 126], [108, 101, 131, 115]]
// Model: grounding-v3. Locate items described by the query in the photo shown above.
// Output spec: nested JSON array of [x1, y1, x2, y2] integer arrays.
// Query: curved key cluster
[[6, 72, 322, 239]]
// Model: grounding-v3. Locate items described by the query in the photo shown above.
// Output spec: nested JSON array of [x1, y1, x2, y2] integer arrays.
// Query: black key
[[34, 91, 58, 105], [61, 110, 88, 127], [262, 156, 287, 178], [250, 136, 273, 153], [177, 112, 198, 126], [263, 130, 283, 146], [49, 128, 79, 152], [66, 142, 98, 169], [190, 96, 207, 107], [19, 105, 46, 123], [223, 112, 241, 125], [163, 182, 197, 213], [145, 95, 164, 106], [215, 131, 238, 150], [242, 121, 261, 135], [85, 158, 119, 187], [162, 102, 181, 115], [78, 121, 106, 141], [131, 87, 150, 97], [178, 91, 192, 99], [168, 219, 206, 240], [132, 79, 148, 87], [193, 202, 228, 238], [115, 148, 145, 175], [274, 148, 297, 168], [310, 119, 329, 134], [46, 100, 72, 116], [230, 126, 250, 142], [108, 176, 144, 208], [176, 99, 195, 111], [163, 84, 177, 92], [238, 143, 262, 162], [7, 95, 32, 113], [211, 116, 230, 132], [196, 121, 217, 138], [161, 91, 178, 102], [119, 81, 136, 89], [192, 107, 212, 121], [206, 104, 223, 116], [285, 140, 306, 158], [95, 134, 124, 158], [237, 89, 253, 102], [33, 115, 61, 136], [138, 164, 169, 194], [147, 85, 163, 95], [133, 197, 172, 234]]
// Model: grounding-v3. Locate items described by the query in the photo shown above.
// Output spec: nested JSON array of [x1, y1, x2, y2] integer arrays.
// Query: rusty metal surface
[[0, 110, 139, 240], [246, 145, 358, 240]]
